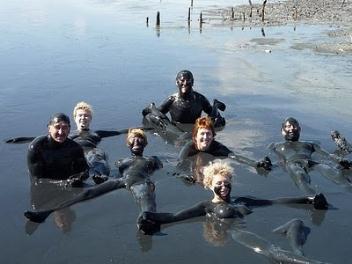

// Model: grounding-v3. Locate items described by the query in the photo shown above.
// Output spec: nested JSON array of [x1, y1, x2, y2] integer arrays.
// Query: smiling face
[[211, 173, 232, 203], [48, 121, 70, 143], [74, 109, 92, 131], [195, 127, 214, 151], [282, 120, 301, 142], [128, 136, 146, 156], [176, 71, 194, 97]]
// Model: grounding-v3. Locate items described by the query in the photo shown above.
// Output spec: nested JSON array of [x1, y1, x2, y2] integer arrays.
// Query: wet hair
[[176, 70, 194, 84], [73, 101, 93, 118], [192, 116, 216, 144], [203, 160, 233, 189], [48, 113, 70, 127], [126, 128, 148, 147], [281, 117, 300, 130]]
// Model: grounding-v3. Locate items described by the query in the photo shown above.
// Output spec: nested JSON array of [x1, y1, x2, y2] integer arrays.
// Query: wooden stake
[[261, 0, 267, 22], [156, 11, 160, 27]]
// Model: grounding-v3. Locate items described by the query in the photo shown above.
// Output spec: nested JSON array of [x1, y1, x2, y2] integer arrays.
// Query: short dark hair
[[48, 113, 71, 126]]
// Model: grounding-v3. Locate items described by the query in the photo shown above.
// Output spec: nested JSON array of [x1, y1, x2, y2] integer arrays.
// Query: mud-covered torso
[[160, 91, 212, 123], [69, 130, 102, 149], [204, 201, 252, 219], [272, 141, 316, 165], [115, 156, 162, 188]]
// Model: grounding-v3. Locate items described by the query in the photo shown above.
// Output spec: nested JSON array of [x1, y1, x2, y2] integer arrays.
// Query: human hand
[[256, 156, 272, 171]]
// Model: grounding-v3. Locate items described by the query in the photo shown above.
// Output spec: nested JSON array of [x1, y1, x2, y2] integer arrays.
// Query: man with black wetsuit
[[267, 117, 352, 194], [158, 70, 218, 124], [27, 113, 88, 185]]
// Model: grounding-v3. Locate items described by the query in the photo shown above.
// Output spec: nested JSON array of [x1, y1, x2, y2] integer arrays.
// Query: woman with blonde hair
[[138, 160, 328, 232]]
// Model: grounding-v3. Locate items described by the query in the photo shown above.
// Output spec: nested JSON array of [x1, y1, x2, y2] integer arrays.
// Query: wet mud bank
[[202, 0, 352, 54]]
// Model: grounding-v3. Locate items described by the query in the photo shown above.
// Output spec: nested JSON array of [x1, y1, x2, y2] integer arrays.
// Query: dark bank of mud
[[202, 0, 352, 54]]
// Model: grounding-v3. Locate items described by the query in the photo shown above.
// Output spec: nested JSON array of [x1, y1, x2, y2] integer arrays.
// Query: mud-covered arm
[[178, 141, 194, 161], [150, 156, 163, 171], [95, 129, 129, 139], [158, 96, 175, 114], [5, 136, 36, 144], [27, 141, 45, 178], [228, 151, 272, 171], [140, 201, 207, 224], [234, 193, 328, 210]]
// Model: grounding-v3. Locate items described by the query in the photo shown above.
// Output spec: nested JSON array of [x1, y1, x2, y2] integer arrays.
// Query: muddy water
[[0, 0, 351, 263]]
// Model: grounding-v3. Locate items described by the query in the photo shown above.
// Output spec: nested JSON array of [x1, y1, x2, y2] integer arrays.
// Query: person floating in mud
[[27, 113, 89, 185], [25, 128, 163, 234], [177, 117, 272, 183], [138, 160, 328, 231], [266, 117, 352, 194], [70, 101, 130, 183], [142, 70, 226, 135]]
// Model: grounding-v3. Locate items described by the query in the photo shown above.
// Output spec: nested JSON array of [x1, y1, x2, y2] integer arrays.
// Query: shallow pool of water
[[0, 0, 351, 263]]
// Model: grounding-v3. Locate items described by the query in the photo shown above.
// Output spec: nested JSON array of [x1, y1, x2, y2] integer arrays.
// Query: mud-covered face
[[212, 174, 232, 202], [48, 121, 70, 143], [176, 74, 193, 97], [74, 109, 92, 131], [128, 136, 146, 156], [195, 128, 214, 151], [282, 121, 300, 141]]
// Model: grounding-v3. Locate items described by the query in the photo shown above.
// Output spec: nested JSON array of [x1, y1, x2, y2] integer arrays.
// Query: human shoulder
[[28, 135, 48, 151]]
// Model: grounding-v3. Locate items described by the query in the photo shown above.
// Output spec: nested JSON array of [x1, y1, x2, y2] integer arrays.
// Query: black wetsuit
[[159, 91, 212, 124], [179, 140, 232, 160], [27, 135, 88, 180]]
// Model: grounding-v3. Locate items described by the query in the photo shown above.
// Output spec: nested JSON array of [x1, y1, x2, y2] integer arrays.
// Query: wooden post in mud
[[199, 12, 203, 33], [191, 0, 194, 8], [188, 7, 191, 23], [156, 11, 160, 27], [231, 7, 235, 20], [242, 12, 246, 21], [261, 0, 267, 22], [248, 0, 253, 17], [146, 17, 149, 27]]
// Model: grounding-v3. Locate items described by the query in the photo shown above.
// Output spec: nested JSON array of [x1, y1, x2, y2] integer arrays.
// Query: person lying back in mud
[[142, 70, 226, 142], [27, 113, 89, 186], [176, 117, 272, 183], [138, 160, 328, 233], [25, 128, 163, 234], [265, 117, 352, 194]]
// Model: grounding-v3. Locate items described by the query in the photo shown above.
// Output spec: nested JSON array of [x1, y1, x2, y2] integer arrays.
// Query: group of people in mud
[[7, 70, 352, 262]]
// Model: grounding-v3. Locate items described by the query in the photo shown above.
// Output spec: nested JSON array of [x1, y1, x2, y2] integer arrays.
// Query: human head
[[47, 113, 71, 143], [126, 128, 148, 156], [176, 70, 194, 97], [73, 101, 93, 130], [192, 117, 216, 151], [281, 117, 301, 141], [203, 160, 233, 202]]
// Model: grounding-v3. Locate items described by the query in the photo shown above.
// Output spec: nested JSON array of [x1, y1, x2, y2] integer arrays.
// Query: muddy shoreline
[[202, 0, 352, 54]]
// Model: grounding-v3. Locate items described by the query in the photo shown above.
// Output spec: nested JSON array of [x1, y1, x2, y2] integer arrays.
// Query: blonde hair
[[203, 160, 233, 189], [73, 101, 93, 118], [126, 128, 148, 147]]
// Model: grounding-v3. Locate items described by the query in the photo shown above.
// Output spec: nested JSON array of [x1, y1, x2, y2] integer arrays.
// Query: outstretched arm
[[234, 193, 328, 210], [138, 201, 207, 234], [5, 136, 36, 144], [24, 179, 126, 223], [313, 143, 351, 168], [228, 152, 272, 171]]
